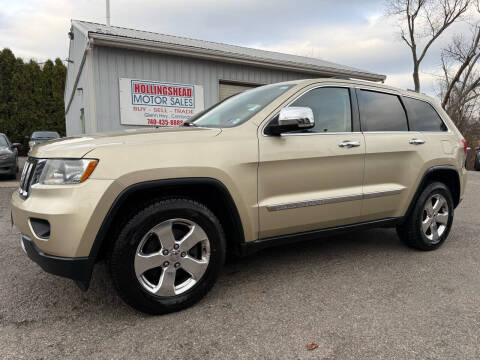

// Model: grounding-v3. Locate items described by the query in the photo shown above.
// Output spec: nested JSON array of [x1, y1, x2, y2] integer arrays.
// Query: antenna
[[106, 0, 111, 26]]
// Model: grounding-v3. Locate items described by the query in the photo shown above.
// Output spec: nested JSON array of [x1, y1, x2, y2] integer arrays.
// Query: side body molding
[[242, 165, 461, 256]]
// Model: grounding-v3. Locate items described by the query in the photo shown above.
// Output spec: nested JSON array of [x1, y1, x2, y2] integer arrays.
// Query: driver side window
[[290, 87, 352, 133]]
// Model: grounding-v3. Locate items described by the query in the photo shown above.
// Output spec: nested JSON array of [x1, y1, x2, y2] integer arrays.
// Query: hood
[[30, 126, 221, 158], [31, 138, 54, 143], [0, 146, 12, 154]]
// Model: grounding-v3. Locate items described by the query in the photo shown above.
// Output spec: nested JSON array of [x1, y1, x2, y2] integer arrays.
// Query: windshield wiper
[[182, 121, 197, 127]]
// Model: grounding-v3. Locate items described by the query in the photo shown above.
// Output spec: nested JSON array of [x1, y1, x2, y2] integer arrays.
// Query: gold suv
[[11, 78, 468, 314]]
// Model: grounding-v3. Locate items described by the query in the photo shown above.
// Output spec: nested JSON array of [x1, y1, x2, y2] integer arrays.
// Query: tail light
[[461, 139, 468, 168], [461, 139, 468, 155]]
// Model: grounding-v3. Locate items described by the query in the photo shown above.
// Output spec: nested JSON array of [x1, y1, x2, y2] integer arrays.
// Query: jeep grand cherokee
[[11, 78, 468, 314]]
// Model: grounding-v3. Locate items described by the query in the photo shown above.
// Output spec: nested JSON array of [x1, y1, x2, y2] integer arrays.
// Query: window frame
[[0, 134, 10, 147], [354, 88, 410, 132], [192, 83, 296, 129], [262, 85, 360, 137], [401, 95, 450, 133]]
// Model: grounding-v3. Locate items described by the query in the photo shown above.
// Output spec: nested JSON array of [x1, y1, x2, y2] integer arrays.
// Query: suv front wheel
[[109, 198, 226, 314], [397, 182, 454, 251]]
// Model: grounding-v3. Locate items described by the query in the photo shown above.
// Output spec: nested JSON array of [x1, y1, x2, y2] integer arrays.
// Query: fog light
[[29, 218, 51, 239]]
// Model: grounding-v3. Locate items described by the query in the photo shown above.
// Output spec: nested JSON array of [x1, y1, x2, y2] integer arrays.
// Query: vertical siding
[[65, 27, 90, 136], [64, 27, 88, 105], [92, 46, 313, 133], [65, 67, 87, 135]]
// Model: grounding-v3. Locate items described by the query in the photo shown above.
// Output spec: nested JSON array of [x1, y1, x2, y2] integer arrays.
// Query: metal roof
[[72, 20, 386, 82]]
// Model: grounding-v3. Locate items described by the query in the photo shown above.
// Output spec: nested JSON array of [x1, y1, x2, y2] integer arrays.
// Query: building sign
[[119, 78, 204, 126]]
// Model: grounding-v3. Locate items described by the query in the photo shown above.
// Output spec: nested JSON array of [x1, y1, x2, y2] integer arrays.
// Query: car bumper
[[0, 157, 16, 173], [20, 234, 92, 283], [11, 179, 115, 258]]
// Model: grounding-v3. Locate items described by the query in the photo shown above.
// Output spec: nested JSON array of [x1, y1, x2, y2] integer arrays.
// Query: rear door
[[258, 85, 365, 239], [357, 88, 440, 221]]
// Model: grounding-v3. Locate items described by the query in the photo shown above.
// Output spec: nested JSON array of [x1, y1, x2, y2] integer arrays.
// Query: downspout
[[64, 38, 98, 134], [64, 40, 91, 114], [85, 40, 98, 133]]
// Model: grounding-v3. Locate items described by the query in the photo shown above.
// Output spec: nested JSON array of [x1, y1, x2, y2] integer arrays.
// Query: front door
[[258, 86, 365, 239]]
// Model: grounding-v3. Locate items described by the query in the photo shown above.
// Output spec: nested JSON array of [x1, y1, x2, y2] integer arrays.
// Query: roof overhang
[[88, 33, 386, 83]]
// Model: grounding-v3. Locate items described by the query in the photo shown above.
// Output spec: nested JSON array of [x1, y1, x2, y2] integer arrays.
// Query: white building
[[65, 20, 386, 135]]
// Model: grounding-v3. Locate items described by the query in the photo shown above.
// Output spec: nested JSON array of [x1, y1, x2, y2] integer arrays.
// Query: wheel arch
[[90, 178, 246, 263], [404, 165, 461, 220]]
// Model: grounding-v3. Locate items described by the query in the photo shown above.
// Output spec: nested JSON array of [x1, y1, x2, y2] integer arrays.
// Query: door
[[357, 88, 445, 221], [219, 81, 259, 101], [258, 86, 365, 239]]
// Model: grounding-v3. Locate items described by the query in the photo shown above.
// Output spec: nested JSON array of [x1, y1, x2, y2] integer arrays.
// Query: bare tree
[[438, 2, 480, 133], [438, 4, 480, 168], [387, 0, 471, 92], [440, 30, 480, 110]]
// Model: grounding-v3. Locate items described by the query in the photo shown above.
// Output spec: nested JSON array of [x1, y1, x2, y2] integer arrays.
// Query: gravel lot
[[1, 172, 480, 359]]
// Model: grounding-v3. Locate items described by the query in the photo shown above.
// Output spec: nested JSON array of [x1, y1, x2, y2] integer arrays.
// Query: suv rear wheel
[[108, 198, 226, 314], [397, 182, 454, 251]]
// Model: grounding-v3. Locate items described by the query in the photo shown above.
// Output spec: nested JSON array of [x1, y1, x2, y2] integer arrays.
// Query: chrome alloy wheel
[[421, 194, 449, 244], [134, 218, 211, 297]]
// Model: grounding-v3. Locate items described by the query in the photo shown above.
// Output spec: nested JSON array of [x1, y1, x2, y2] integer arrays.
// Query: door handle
[[339, 140, 361, 148], [409, 138, 425, 145]]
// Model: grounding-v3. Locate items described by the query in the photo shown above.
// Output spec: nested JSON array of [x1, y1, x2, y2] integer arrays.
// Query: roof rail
[[407, 88, 426, 95], [331, 76, 351, 80]]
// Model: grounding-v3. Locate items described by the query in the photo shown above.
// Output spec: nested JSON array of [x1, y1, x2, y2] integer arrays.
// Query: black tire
[[10, 162, 18, 179], [108, 198, 226, 315], [397, 182, 454, 251], [474, 151, 480, 171]]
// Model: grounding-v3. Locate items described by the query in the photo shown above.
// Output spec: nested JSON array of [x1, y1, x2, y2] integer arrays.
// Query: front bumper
[[11, 179, 115, 258], [20, 234, 92, 283], [0, 157, 16, 174], [12, 178, 117, 289]]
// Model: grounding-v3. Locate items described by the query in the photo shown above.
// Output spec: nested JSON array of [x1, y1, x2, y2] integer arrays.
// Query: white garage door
[[219, 82, 259, 101]]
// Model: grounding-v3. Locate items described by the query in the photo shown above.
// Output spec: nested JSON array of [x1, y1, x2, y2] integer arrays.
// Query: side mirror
[[267, 107, 315, 135], [12, 143, 21, 149]]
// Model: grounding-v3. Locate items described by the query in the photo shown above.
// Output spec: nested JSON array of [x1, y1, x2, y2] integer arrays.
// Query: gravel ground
[[1, 172, 480, 359]]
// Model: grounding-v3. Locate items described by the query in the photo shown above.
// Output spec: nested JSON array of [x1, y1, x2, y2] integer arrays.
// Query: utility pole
[[106, 0, 111, 26]]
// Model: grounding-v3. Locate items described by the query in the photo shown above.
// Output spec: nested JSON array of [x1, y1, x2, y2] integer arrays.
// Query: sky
[[0, 0, 478, 98]]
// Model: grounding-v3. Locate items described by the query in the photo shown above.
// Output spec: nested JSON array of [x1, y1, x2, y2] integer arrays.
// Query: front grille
[[19, 158, 37, 198]]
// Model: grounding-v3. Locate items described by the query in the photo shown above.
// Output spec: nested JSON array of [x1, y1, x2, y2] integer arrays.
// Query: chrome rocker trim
[[266, 189, 404, 212]]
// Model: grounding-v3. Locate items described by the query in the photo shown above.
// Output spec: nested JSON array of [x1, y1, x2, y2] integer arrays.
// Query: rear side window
[[290, 87, 352, 133], [358, 90, 408, 131], [403, 97, 447, 132]]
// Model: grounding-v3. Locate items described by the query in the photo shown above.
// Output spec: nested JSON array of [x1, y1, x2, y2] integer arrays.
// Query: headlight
[[0, 151, 13, 159], [32, 159, 98, 185]]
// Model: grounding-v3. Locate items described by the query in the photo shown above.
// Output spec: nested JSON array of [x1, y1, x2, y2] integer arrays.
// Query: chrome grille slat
[[19, 159, 36, 199], [19, 162, 31, 192], [19, 163, 29, 189]]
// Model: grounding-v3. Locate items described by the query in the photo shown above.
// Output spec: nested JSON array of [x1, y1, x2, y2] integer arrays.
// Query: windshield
[[32, 131, 60, 139], [192, 83, 294, 128], [0, 136, 7, 147]]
